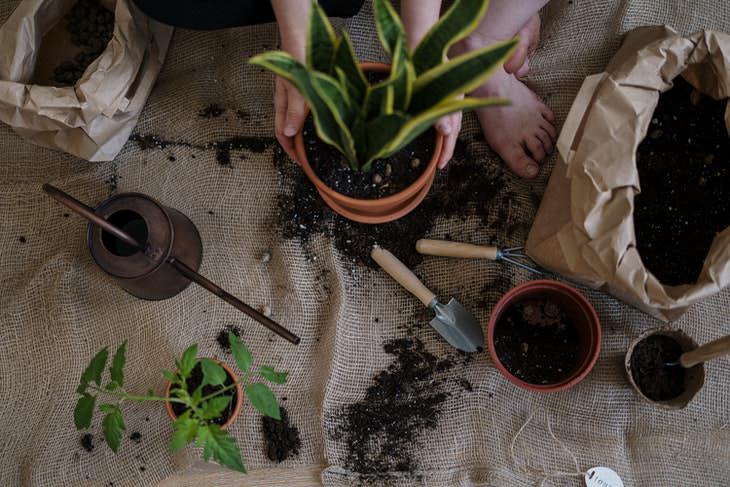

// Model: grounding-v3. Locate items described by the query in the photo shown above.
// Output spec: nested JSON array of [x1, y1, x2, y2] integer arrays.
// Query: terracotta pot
[[487, 280, 601, 393], [164, 359, 243, 429], [293, 62, 444, 224], [624, 327, 705, 410]]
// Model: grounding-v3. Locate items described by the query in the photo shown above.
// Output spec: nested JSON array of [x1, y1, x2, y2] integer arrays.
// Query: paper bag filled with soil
[[0, 0, 173, 161], [526, 26, 730, 322]]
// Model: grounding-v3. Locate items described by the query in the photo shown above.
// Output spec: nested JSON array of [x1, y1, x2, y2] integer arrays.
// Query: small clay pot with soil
[[487, 280, 601, 392], [294, 63, 444, 224], [625, 327, 705, 410], [164, 359, 243, 429]]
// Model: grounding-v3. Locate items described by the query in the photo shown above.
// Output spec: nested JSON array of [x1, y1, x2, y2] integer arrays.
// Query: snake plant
[[250, 0, 516, 171]]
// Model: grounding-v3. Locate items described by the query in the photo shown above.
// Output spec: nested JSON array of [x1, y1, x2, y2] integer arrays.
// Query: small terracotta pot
[[164, 359, 243, 429], [487, 280, 602, 392], [293, 62, 444, 224], [624, 327, 705, 410]]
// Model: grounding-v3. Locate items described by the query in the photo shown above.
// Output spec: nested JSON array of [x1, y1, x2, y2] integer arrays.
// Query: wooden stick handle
[[416, 239, 498, 260], [681, 335, 730, 368], [371, 246, 436, 307]]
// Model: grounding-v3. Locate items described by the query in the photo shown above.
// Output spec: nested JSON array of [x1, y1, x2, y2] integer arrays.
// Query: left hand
[[434, 101, 463, 169]]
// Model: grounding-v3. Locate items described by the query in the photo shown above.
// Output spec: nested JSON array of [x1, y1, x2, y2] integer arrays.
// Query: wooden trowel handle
[[416, 239, 498, 260], [681, 335, 730, 368], [371, 246, 436, 307]]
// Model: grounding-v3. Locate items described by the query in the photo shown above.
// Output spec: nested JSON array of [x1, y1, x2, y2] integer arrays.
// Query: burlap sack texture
[[0, 0, 172, 161], [0, 1, 728, 487], [526, 26, 730, 322]]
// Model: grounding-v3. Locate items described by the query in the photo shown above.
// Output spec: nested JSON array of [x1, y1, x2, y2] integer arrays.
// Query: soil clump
[[261, 406, 301, 462], [493, 298, 579, 384], [634, 76, 730, 285], [216, 324, 242, 353], [630, 334, 685, 401]]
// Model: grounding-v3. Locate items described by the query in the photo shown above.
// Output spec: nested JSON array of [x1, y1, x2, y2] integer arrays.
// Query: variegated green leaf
[[332, 32, 367, 105], [410, 38, 517, 113], [372, 0, 405, 55], [412, 0, 490, 75], [306, 0, 337, 72], [311, 72, 358, 164]]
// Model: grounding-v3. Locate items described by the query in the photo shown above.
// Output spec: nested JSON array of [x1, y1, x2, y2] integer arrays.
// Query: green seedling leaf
[[199, 396, 232, 421], [170, 417, 198, 452], [259, 366, 288, 385], [180, 344, 198, 377], [196, 424, 246, 473], [102, 405, 125, 453], [200, 359, 226, 387], [99, 403, 117, 413], [229, 332, 252, 372], [74, 394, 96, 430], [147, 388, 156, 397], [109, 340, 127, 387], [78, 347, 109, 393], [162, 369, 177, 383], [105, 381, 119, 391], [245, 383, 281, 420]]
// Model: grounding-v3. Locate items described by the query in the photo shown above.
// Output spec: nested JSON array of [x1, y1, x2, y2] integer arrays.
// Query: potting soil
[[261, 405, 301, 462], [2, 1, 730, 486], [634, 77, 730, 286], [630, 334, 686, 401]]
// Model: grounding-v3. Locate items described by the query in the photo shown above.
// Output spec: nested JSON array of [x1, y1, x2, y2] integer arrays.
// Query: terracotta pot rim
[[487, 280, 602, 393], [293, 61, 443, 219], [164, 358, 243, 429]]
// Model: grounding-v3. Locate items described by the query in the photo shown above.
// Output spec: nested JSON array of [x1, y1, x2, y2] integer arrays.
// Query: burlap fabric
[[1, 1, 728, 486]]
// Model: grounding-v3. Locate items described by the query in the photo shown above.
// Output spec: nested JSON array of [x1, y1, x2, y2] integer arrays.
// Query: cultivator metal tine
[[496, 247, 544, 275]]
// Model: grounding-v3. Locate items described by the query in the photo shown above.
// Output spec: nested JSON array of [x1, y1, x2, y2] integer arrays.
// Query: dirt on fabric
[[493, 298, 579, 385], [81, 433, 94, 452], [634, 76, 730, 286], [330, 337, 470, 482], [261, 406, 301, 462], [170, 362, 237, 426], [630, 334, 685, 401], [216, 324, 242, 353]]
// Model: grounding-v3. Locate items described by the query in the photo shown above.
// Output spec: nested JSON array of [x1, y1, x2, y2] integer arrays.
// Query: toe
[[536, 128, 554, 153], [499, 143, 540, 179], [515, 59, 530, 79], [504, 43, 529, 75], [541, 105, 556, 123], [540, 120, 557, 140], [526, 136, 547, 162]]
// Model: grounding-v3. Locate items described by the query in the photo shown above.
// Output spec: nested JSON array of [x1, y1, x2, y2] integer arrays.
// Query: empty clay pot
[[164, 358, 243, 429], [625, 327, 705, 410], [487, 280, 602, 392], [293, 62, 444, 224]]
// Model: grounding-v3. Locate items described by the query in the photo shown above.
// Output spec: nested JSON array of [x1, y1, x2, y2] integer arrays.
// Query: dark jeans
[[132, 0, 364, 30]]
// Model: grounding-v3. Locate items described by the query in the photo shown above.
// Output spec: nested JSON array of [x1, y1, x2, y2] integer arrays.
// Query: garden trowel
[[371, 246, 484, 353]]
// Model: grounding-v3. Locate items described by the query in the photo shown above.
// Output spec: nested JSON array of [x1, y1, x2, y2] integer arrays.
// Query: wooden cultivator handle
[[681, 335, 730, 368], [416, 239, 498, 260]]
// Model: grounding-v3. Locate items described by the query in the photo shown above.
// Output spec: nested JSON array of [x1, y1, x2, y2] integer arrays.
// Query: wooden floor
[[157, 462, 323, 486]]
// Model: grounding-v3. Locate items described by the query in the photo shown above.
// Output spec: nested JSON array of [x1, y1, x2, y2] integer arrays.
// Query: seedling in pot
[[73, 332, 288, 472]]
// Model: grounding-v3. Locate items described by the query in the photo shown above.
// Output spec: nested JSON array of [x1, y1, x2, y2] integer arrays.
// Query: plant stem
[[197, 380, 241, 404], [87, 385, 187, 404]]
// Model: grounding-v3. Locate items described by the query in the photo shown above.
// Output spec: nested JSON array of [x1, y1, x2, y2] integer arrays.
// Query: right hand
[[274, 76, 307, 164]]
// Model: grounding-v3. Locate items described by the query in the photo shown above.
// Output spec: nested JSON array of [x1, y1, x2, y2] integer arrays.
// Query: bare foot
[[504, 14, 541, 78], [472, 68, 556, 179]]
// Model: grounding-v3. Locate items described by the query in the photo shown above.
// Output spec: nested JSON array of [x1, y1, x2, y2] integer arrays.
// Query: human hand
[[274, 76, 307, 164]]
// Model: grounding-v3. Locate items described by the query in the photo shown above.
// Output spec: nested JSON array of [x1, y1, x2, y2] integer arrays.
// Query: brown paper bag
[[526, 26, 730, 322], [0, 0, 173, 161]]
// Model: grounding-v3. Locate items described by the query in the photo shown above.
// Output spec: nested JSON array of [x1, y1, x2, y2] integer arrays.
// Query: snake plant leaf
[[332, 32, 368, 105], [306, 0, 337, 72], [389, 36, 413, 111], [366, 96, 509, 165], [409, 37, 518, 113], [311, 72, 358, 164], [412, 0, 490, 75], [249, 51, 353, 163], [372, 0, 405, 56]]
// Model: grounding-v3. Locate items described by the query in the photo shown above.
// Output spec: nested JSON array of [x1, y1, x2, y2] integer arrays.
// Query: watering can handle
[[416, 239, 498, 260], [371, 246, 436, 307], [680, 335, 730, 368]]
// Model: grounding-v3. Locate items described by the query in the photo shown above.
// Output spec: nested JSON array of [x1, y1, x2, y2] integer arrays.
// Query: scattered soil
[[494, 298, 579, 385], [330, 337, 458, 482], [129, 432, 142, 443], [278, 137, 512, 268], [18, 236, 26, 244], [630, 334, 685, 401], [216, 324, 242, 353], [634, 76, 730, 286], [304, 118, 432, 199], [51, 0, 115, 86], [170, 362, 238, 426], [261, 406, 301, 462], [199, 104, 226, 119], [81, 433, 94, 452]]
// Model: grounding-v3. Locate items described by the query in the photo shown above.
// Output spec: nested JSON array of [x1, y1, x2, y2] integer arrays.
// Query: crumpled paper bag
[[526, 26, 730, 322], [0, 0, 173, 161]]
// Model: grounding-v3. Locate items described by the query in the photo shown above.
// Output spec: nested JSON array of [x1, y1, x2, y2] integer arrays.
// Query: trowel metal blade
[[429, 298, 484, 353]]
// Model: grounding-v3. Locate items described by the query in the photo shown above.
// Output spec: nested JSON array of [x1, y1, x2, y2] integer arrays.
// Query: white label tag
[[585, 467, 624, 487]]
